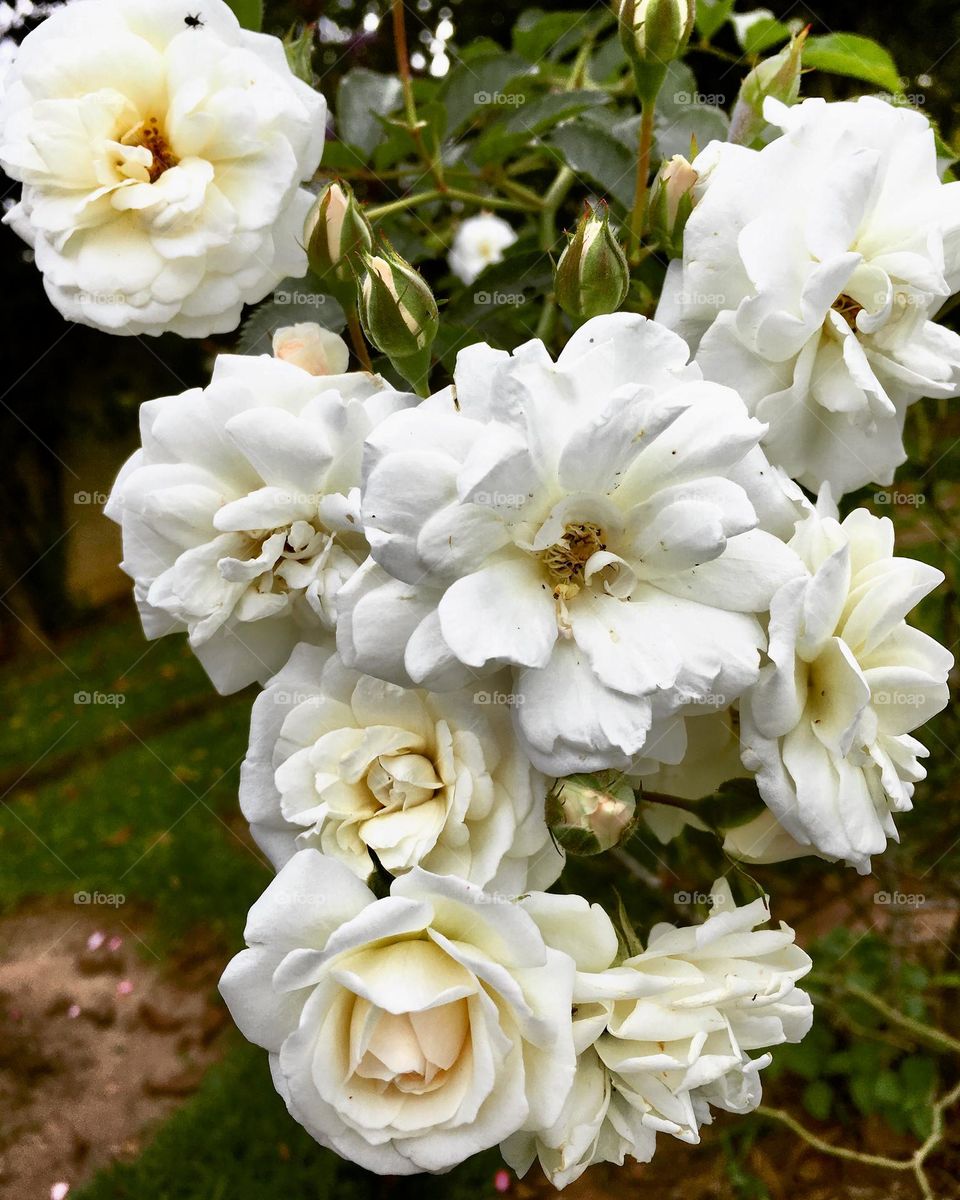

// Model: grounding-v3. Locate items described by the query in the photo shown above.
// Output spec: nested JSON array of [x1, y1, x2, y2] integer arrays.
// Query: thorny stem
[[391, 0, 446, 191], [837, 982, 960, 1056]]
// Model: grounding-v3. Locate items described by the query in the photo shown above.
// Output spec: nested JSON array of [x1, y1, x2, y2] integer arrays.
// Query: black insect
[[184, 12, 204, 27]]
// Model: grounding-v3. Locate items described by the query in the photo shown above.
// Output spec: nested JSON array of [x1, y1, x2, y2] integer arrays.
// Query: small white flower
[[272, 323, 350, 376], [219, 850, 578, 1175], [658, 96, 960, 495], [741, 492, 953, 872], [105, 354, 415, 693], [0, 0, 326, 336], [448, 212, 517, 285], [240, 642, 563, 890], [347, 313, 802, 776], [503, 881, 812, 1188]]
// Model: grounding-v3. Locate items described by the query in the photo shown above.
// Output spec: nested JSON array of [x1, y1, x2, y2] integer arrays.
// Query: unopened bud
[[729, 27, 808, 146], [546, 774, 638, 856], [649, 154, 698, 257], [619, 0, 694, 95], [304, 181, 373, 298], [358, 243, 438, 394], [272, 323, 350, 376], [555, 205, 629, 321]]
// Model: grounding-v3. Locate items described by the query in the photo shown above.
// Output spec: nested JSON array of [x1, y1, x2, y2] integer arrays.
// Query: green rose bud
[[729, 27, 807, 147], [555, 205, 630, 321], [648, 153, 698, 257], [358, 243, 439, 395], [546, 774, 639, 856], [304, 181, 373, 300], [619, 0, 695, 101]]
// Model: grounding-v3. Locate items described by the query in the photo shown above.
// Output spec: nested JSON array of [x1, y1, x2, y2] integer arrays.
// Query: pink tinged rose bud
[[546, 774, 639, 855], [304, 181, 373, 297], [649, 154, 698, 256], [272, 323, 350, 376]]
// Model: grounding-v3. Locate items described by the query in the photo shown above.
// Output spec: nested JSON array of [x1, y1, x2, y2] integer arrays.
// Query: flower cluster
[[9, 0, 956, 1186]]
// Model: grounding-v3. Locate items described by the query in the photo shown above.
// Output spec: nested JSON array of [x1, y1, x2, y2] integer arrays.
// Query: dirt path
[[0, 906, 227, 1200]]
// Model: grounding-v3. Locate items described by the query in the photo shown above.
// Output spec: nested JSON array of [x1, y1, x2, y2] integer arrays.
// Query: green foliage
[[802, 33, 902, 92], [770, 931, 941, 1141]]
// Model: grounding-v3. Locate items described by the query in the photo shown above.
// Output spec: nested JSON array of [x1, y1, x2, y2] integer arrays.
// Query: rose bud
[[555, 204, 630, 322], [272, 323, 350, 375], [619, 0, 696, 72], [648, 154, 698, 257], [729, 28, 807, 147], [358, 243, 439, 394], [546, 774, 639, 856], [304, 181, 373, 299]]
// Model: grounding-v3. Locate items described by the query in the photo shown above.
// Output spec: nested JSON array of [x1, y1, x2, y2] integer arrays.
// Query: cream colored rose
[[0, 0, 326, 336], [240, 643, 562, 891], [219, 851, 578, 1174]]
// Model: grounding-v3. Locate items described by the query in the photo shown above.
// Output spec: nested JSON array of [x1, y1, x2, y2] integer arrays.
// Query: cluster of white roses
[[4, 0, 956, 1185]]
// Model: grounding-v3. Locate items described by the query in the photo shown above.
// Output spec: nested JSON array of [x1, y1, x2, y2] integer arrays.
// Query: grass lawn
[[0, 607, 504, 1200]]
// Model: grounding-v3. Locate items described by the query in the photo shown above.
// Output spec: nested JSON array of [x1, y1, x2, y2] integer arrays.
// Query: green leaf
[[513, 10, 589, 62], [802, 1080, 832, 1122], [336, 69, 404, 158], [652, 66, 730, 160], [441, 51, 531, 137], [803, 34, 902, 93], [225, 0, 262, 31], [237, 282, 346, 356], [548, 122, 636, 209], [695, 0, 735, 40], [471, 91, 613, 166], [742, 17, 792, 56]]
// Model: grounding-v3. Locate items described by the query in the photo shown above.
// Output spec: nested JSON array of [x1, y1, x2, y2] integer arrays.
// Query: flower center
[[122, 117, 179, 183], [832, 293, 863, 329], [365, 752, 443, 812], [540, 522, 606, 600]]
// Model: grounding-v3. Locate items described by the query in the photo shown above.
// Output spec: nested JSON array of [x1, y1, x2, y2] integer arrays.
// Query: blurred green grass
[[0, 609, 504, 1200]]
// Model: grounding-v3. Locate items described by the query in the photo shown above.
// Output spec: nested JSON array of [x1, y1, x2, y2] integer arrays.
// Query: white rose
[[448, 212, 517, 285], [0, 0, 325, 336], [503, 881, 812, 1188], [104, 354, 415, 693], [219, 850, 578, 1174], [273, 323, 350, 376], [240, 642, 563, 890], [348, 313, 802, 776], [741, 491, 953, 872], [657, 96, 960, 495]]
